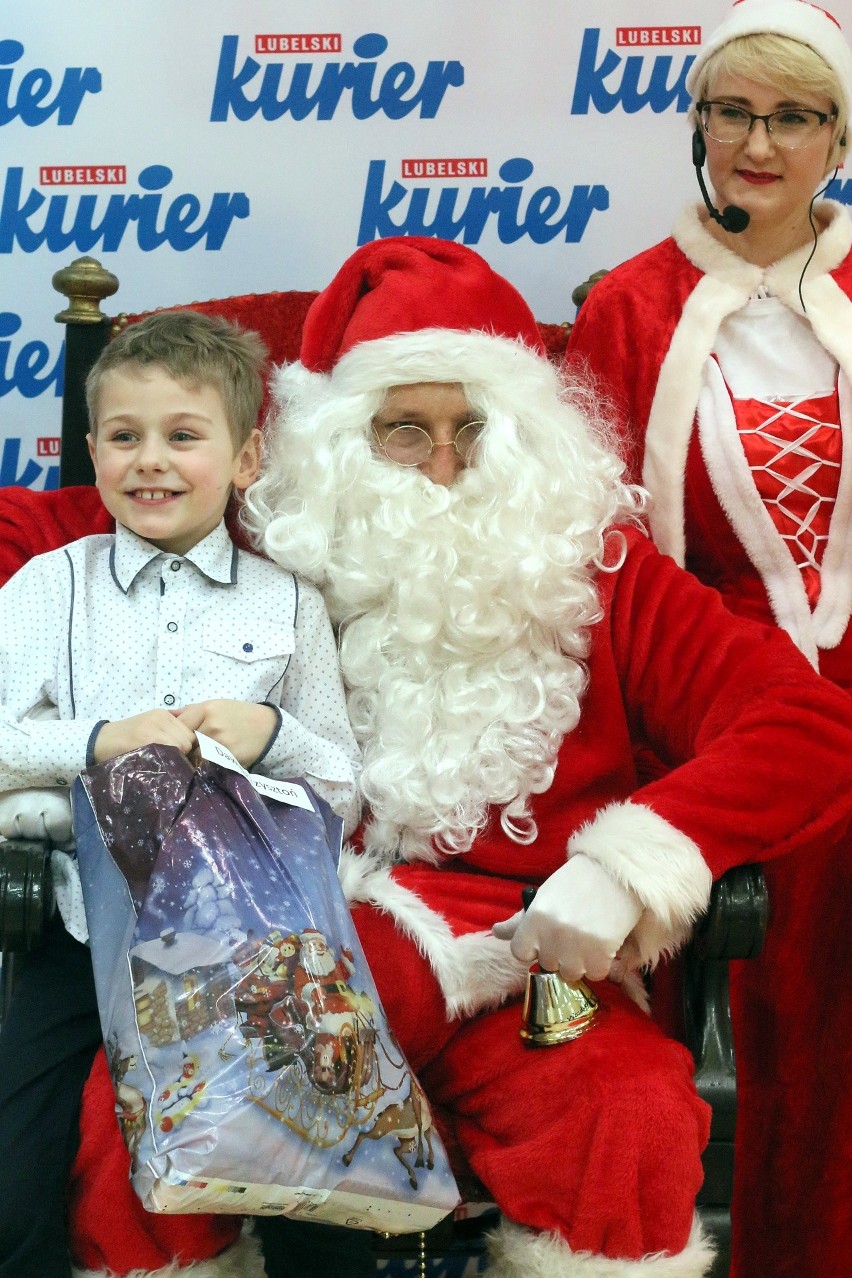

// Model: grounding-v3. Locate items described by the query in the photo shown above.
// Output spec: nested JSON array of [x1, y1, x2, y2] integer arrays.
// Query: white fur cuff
[[568, 801, 712, 967], [486, 1215, 715, 1278]]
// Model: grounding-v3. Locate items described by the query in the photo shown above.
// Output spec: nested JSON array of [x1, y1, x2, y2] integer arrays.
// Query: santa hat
[[297, 235, 546, 392], [686, 0, 852, 122]]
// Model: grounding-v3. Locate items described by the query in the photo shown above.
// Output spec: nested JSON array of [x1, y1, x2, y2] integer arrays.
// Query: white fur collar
[[673, 201, 852, 301]]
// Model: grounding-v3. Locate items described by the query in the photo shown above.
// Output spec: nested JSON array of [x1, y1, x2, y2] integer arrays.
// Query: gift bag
[[72, 738, 459, 1234]]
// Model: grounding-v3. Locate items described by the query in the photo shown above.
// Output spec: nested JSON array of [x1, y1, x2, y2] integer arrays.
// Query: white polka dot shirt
[[0, 522, 361, 940]]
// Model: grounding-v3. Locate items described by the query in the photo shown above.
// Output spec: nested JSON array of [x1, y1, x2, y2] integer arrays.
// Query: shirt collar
[[111, 521, 238, 593]]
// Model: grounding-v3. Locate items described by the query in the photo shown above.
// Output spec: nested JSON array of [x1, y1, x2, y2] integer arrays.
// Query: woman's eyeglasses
[[372, 421, 485, 466], [698, 100, 837, 149]]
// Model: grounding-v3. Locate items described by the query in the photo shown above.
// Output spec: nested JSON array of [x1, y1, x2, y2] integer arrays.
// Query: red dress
[[567, 201, 852, 1278]]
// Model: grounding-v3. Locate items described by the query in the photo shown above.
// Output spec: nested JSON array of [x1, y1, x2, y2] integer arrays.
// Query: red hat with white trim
[[686, 0, 852, 123], [298, 236, 545, 378]]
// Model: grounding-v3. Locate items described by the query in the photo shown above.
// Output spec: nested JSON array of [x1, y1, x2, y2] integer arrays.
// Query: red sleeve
[[605, 531, 852, 878], [565, 239, 700, 483], [0, 487, 113, 585]]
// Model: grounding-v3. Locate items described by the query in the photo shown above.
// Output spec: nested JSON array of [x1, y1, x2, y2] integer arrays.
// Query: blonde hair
[[695, 33, 847, 170], [86, 310, 268, 447]]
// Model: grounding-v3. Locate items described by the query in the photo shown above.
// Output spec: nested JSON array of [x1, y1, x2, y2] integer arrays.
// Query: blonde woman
[[567, 4, 852, 1277]]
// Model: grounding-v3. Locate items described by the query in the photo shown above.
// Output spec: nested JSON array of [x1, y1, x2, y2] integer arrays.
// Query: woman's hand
[[174, 700, 277, 768], [93, 710, 197, 763], [492, 853, 643, 983]]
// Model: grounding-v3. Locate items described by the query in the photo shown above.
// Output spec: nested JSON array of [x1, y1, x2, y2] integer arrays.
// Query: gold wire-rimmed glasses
[[372, 420, 485, 466], [698, 100, 837, 149]]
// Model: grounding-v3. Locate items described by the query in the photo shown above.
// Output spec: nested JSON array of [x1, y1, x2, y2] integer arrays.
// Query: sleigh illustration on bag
[[221, 921, 432, 1182]]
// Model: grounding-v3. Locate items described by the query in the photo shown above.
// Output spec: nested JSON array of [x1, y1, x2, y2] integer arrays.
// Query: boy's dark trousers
[[0, 915, 101, 1278]]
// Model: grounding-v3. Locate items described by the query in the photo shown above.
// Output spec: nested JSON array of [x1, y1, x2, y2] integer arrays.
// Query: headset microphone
[[691, 127, 750, 234]]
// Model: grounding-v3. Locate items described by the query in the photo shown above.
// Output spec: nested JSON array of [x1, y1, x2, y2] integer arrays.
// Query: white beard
[[327, 465, 600, 863], [300, 946, 336, 978], [250, 336, 643, 866]]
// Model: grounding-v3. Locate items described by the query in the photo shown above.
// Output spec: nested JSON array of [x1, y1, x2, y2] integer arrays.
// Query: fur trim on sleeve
[[567, 801, 712, 968], [71, 1223, 265, 1278], [486, 1214, 714, 1277]]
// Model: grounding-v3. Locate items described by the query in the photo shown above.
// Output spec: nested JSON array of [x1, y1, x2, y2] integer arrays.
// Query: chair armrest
[[692, 863, 769, 961], [0, 838, 54, 953], [683, 863, 768, 1160]]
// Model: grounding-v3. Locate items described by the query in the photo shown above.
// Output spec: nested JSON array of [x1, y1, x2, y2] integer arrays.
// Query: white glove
[[492, 853, 643, 983], [0, 787, 73, 843]]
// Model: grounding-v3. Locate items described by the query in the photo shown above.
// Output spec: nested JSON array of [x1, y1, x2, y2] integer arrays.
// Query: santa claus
[[238, 235, 852, 1276], [293, 930, 356, 1010]]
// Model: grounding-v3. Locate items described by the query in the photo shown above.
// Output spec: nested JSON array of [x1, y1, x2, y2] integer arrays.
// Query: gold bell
[[516, 885, 602, 1046], [520, 966, 601, 1046]]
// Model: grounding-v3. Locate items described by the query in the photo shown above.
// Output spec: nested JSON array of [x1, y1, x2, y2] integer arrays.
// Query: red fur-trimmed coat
[[337, 522, 852, 1008], [567, 202, 852, 1278]]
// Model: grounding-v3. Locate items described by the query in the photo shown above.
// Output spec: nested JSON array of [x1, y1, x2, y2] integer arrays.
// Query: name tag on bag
[[194, 731, 315, 812]]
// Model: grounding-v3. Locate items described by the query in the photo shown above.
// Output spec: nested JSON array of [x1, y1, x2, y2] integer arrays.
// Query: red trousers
[[353, 900, 710, 1261]]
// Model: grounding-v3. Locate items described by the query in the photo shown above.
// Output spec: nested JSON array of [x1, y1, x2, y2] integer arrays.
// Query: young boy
[[0, 310, 360, 1278]]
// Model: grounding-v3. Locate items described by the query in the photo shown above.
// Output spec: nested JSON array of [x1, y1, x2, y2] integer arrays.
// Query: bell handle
[[520, 884, 559, 974]]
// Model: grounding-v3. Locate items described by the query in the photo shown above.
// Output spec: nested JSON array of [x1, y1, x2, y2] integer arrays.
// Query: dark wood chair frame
[[0, 256, 770, 1278]]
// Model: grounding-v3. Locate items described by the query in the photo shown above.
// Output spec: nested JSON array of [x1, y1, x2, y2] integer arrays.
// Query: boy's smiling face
[[87, 364, 260, 556]]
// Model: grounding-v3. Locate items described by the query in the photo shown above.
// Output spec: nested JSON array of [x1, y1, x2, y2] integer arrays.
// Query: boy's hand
[[93, 710, 198, 763], [174, 700, 277, 768]]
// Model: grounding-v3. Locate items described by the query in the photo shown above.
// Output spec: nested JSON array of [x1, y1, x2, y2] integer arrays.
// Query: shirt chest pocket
[[202, 618, 295, 664]]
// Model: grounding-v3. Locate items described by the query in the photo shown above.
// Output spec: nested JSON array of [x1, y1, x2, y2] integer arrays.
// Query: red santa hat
[[686, 0, 852, 122], [297, 235, 546, 391]]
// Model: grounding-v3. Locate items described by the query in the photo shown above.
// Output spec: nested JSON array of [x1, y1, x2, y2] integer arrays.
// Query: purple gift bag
[[73, 743, 459, 1234]]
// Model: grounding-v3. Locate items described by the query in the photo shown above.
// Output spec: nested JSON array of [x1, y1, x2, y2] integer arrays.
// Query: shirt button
[[170, 561, 181, 572], [242, 642, 254, 653], [163, 694, 176, 706], [167, 622, 178, 633]]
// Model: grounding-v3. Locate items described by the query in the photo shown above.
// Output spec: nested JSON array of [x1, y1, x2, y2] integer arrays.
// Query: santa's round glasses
[[373, 421, 485, 466], [698, 100, 837, 149]]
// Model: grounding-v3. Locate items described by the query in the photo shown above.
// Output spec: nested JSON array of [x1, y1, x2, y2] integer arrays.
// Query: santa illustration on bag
[[293, 929, 357, 1012]]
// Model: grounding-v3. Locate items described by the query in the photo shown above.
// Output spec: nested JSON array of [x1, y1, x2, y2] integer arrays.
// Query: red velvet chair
[[0, 256, 766, 1278]]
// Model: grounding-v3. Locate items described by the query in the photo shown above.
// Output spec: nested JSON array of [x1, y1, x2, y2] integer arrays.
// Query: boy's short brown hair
[[86, 310, 268, 448]]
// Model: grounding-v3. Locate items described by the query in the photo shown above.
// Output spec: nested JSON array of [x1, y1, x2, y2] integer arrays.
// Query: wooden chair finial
[[52, 256, 119, 325], [571, 269, 609, 311]]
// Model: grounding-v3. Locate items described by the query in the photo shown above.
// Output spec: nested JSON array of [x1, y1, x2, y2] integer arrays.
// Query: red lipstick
[[736, 170, 779, 185]]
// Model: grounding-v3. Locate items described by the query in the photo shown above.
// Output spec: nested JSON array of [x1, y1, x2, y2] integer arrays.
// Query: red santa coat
[[3, 492, 852, 1273], [341, 523, 852, 1011], [567, 203, 852, 1278], [333, 525, 852, 1275]]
